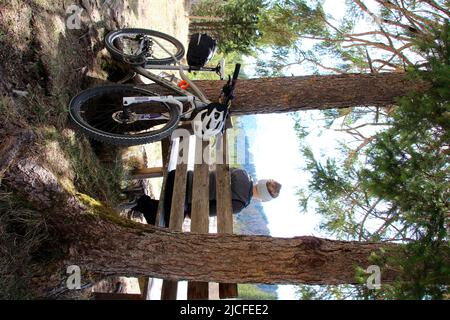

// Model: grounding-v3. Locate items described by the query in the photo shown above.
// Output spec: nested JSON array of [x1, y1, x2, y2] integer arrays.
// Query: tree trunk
[[71, 223, 401, 286], [144, 73, 429, 115], [2, 131, 402, 297], [190, 22, 221, 28], [188, 16, 223, 21]]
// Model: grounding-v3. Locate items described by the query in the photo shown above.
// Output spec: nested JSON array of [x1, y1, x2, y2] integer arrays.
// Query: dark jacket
[[135, 168, 254, 227], [184, 168, 253, 216], [165, 168, 253, 216]]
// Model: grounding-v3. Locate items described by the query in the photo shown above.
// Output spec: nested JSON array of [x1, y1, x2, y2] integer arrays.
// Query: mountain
[[230, 115, 270, 236], [230, 115, 278, 298]]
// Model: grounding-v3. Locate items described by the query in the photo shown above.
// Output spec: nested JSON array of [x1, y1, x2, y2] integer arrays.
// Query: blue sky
[[243, 2, 349, 235], [248, 113, 342, 299], [242, 0, 349, 299], [249, 114, 321, 237], [243, 0, 403, 298]]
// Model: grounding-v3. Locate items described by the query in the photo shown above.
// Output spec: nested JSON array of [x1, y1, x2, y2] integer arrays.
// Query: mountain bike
[[68, 28, 240, 146]]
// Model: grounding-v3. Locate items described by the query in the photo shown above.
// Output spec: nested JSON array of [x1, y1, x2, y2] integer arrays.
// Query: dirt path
[[0, 0, 191, 94], [1, 0, 191, 200], [1, 0, 192, 299], [123, 0, 190, 47]]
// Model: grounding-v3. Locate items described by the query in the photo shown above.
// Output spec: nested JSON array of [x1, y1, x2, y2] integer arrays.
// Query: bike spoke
[[92, 117, 116, 129], [81, 99, 169, 135], [74, 87, 177, 140]]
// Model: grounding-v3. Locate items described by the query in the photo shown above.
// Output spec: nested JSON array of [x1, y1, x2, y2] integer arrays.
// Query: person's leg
[[132, 195, 159, 225], [143, 199, 159, 225], [132, 171, 177, 226], [183, 171, 193, 219], [161, 170, 176, 227]]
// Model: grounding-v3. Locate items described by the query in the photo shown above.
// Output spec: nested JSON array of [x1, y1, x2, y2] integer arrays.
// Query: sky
[[249, 114, 322, 237], [248, 113, 349, 299], [243, 0, 349, 300], [245, 0, 405, 299]]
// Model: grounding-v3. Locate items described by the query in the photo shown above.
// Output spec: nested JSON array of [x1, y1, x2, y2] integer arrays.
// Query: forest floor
[[0, 0, 191, 298]]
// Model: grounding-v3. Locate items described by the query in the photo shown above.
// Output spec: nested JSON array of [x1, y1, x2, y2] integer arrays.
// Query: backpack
[[187, 33, 217, 67]]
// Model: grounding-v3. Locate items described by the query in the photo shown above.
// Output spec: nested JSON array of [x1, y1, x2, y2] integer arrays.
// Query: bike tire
[[69, 85, 181, 146], [105, 28, 185, 65]]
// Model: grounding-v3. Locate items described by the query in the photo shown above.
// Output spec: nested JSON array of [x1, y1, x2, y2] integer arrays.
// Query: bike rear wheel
[[105, 28, 185, 65], [69, 85, 181, 146]]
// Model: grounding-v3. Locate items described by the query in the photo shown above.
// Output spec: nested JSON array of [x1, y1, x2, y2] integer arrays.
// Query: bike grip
[[233, 64, 241, 80]]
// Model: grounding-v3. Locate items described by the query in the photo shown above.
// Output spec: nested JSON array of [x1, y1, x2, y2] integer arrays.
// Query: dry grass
[[38, 126, 130, 208], [0, 189, 51, 299], [1, 0, 191, 298]]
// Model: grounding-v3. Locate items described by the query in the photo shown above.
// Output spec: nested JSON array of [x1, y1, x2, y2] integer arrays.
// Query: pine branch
[[420, 0, 450, 18], [358, 198, 382, 241]]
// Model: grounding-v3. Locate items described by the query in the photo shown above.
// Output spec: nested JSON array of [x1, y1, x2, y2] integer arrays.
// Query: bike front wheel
[[69, 85, 181, 146], [105, 28, 185, 65]]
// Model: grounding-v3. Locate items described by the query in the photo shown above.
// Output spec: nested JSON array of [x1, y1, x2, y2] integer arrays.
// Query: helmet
[[192, 103, 227, 140]]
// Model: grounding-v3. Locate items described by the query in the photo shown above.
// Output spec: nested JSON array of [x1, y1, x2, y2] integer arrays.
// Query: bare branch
[[344, 30, 412, 42], [366, 48, 375, 73], [377, 0, 439, 31], [358, 198, 382, 240], [336, 122, 391, 133], [346, 136, 377, 163], [303, 58, 347, 74], [373, 57, 406, 72], [421, 0, 450, 18]]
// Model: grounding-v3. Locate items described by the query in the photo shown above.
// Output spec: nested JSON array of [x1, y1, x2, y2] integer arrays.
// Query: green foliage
[[295, 20, 450, 299], [359, 23, 450, 298], [238, 284, 277, 300], [191, 0, 326, 56], [252, 0, 450, 75], [296, 284, 362, 300], [257, 0, 326, 47], [189, 51, 247, 81], [191, 0, 265, 55]]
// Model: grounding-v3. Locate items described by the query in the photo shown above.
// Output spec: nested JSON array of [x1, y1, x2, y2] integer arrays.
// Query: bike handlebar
[[222, 63, 241, 106], [232, 63, 241, 81]]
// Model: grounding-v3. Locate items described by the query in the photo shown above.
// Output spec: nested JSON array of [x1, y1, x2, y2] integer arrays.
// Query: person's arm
[[230, 168, 252, 213], [232, 199, 245, 214]]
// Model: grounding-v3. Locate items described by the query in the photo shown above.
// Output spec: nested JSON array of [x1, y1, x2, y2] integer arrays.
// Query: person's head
[[253, 179, 282, 202]]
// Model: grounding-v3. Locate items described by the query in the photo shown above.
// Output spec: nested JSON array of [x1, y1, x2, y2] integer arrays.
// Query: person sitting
[[132, 168, 282, 226]]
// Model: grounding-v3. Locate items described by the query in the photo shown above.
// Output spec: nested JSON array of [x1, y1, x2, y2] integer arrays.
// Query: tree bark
[[188, 16, 223, 21], [190, 22, 221, 28], [2, 132, 401, 297], [145, 72, 430, 115], [72, 223, 401, 286]]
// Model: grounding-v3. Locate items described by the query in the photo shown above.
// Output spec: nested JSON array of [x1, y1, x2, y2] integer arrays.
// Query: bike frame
[[122, 95, 208, 121], [120, 56, 219, 122], [117, 32, 231, 125], [143, 63, 220, 73], [68, 29, 240, 146]]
